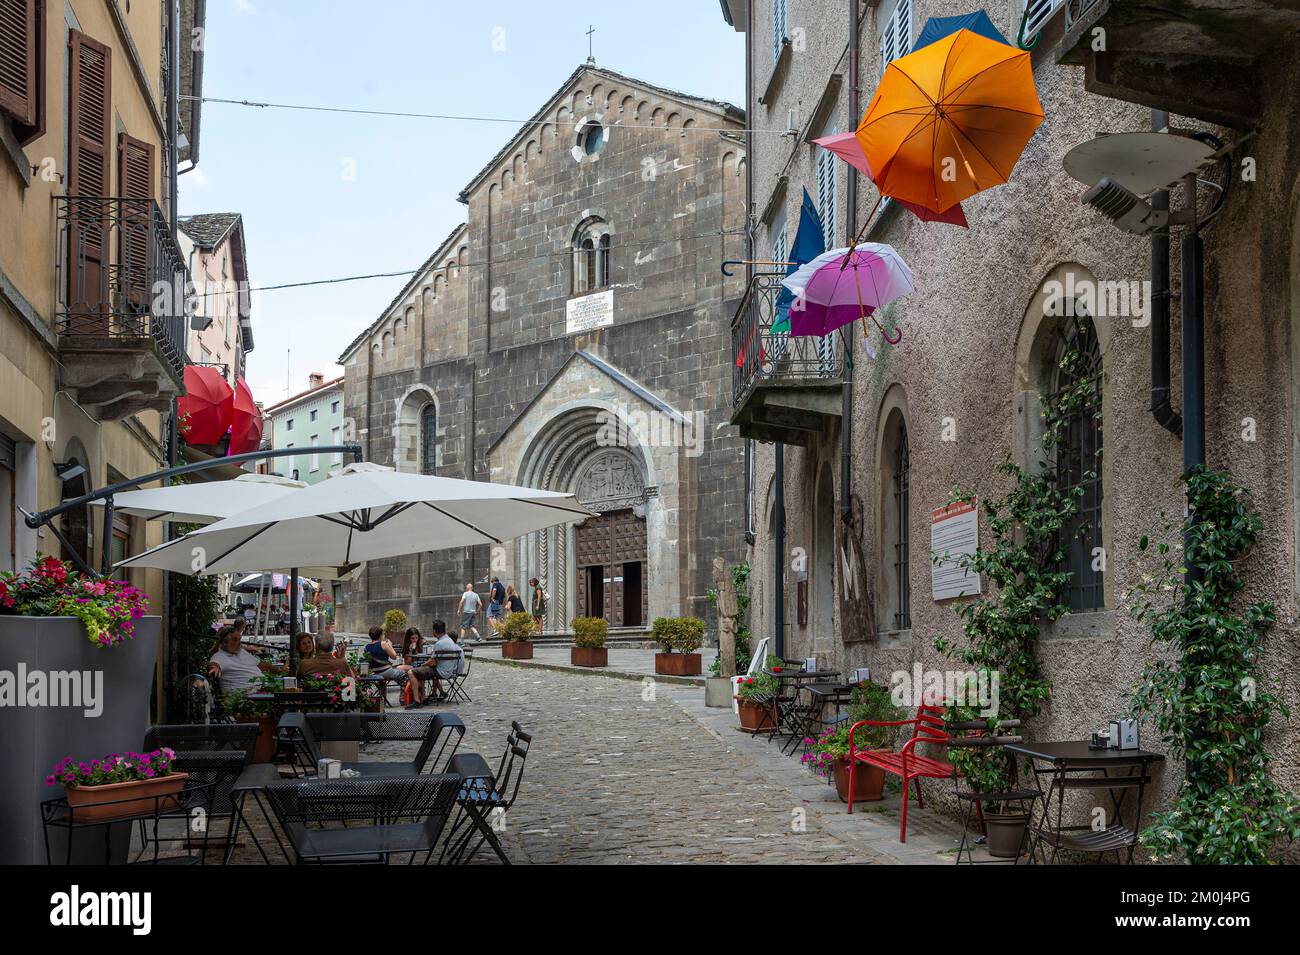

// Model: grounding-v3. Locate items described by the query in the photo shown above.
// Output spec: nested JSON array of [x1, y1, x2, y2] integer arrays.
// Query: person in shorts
[[458, 583, 483, 644], [413, 620, 462, 704], [486, 576, 505, 633]]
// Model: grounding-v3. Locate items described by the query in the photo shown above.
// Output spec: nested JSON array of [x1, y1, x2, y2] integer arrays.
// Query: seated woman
[[296, 632, 316, 662], [401, 627, 426, 703], [364, 625, 414, 699]]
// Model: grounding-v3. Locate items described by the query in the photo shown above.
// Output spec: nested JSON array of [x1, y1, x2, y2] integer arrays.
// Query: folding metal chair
[[440, 721, 531, 865], [435, 649, 472, 703]]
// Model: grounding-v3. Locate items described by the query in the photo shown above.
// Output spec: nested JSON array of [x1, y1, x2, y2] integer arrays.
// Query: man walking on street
[[458, 582, 483, 644]]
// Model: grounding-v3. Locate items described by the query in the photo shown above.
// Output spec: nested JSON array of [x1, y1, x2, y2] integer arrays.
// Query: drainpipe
[[774, 443, 785, 659], [841, 0, 859, 525], [1150, 110, 1181, 436], [743, 0, 756, 546]]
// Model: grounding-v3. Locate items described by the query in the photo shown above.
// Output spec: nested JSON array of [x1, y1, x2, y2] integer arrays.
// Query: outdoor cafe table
[[1005, 740, 1165, 865], [762, 669, 841, 747]]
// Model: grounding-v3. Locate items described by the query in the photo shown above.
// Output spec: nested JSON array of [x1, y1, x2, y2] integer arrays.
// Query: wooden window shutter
[[65, 30, 111, 330], [117, 132, 155, 309], [67, 30, 111, 197], [0, 0, 39, 127]]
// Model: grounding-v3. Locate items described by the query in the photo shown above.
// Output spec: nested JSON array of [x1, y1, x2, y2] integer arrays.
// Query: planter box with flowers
[[801, 681, 904, 805], [570, 616, 608, 667], [652, 616, 704, 676], [734, 670, 779, 733], [0, 556, 158, 864], [499, 611, 535, 659], [47, 748, 186, 823]]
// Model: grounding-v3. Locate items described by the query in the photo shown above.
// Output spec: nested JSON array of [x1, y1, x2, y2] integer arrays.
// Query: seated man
[[413, 620, 462, 705], [297, 631, 353, 680], [208, 624, 276, 694]]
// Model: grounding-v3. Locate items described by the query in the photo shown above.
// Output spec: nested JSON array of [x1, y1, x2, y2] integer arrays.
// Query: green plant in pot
[[382, 608, 408, 639], [652, 616, 705, 675], [803, 681, 905, 803], [570, 616, 608, 667], [499, 611, 535, 659], [1128, 466, 1300, 864]]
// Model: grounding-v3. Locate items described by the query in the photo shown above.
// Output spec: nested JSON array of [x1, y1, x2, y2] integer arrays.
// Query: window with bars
[[772, 0, 789, 64], [891, 420, 911, 629], [420, 404, 437, 475], [879, 0, 913, 74], [1051, 316, 1104, 611]]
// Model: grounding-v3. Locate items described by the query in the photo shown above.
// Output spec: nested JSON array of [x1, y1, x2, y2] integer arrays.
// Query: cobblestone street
[[222, 657, 966, 865]]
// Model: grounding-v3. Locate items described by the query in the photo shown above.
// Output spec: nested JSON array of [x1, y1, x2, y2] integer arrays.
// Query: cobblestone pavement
[[221, 661, 965, 864]]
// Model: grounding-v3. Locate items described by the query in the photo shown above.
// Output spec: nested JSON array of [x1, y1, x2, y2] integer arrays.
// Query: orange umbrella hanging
[[857, 28, 1044, 214]]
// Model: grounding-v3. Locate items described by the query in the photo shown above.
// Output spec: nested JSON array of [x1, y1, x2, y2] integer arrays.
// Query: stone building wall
[[742, 0, 1300, 836], [338, 65, 749, 634]]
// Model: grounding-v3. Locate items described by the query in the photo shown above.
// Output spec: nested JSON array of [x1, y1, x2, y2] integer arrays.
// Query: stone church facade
[[337, 64, 749, 634]]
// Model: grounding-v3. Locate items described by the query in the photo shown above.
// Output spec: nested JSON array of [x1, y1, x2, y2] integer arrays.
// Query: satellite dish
[[1064, 132, 1215, 195]]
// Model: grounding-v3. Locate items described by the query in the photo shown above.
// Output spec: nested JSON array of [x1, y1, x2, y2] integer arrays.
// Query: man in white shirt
[[207, 624, 271, 694], [458, 583, 483, 644], [415, 620, 465, 705]]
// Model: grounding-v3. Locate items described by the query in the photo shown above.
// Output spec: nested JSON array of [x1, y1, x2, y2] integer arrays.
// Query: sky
[[180, 0, 746, 404]]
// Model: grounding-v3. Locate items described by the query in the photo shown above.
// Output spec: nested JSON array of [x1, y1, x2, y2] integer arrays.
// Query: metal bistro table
[[1007, 740, 1164, 865], [763, 668, 841, 748], [783, 681, 854, 755]]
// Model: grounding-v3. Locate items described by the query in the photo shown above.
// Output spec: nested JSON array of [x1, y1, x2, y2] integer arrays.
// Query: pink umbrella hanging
[[781, 244, 914, 345], [813, 133, 968, 227]]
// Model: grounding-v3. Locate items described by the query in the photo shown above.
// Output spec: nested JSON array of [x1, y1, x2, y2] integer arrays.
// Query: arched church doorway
[[575, 507, 647, 627]]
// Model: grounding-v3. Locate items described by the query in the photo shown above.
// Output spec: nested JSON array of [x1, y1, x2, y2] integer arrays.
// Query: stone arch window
[[419, 403, 437, 475], [880, 411, 911, 630], [573, 217, 611, 294], [395, 388, 437, 474], [1049, 314, 1104, 611]]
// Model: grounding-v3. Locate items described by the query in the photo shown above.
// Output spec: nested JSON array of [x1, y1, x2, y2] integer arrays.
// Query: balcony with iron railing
[[55, 196, 189, 419], [730, 271, 843, 446]]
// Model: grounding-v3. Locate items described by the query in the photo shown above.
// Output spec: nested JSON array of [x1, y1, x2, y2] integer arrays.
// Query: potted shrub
[[499, 610, 535, 659], [570, 616, 608, 667], [0, 556, 160, 863], [802, 682, 904, 803], [652, 616, 704, 675], [46, 748, 187, 823], [382, 608, 408, 641], [734, 670, 779, 733]]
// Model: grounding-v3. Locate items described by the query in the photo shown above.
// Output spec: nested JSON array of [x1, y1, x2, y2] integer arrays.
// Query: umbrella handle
[[881, 324, 903, 345], [721, 260, 741, 276]]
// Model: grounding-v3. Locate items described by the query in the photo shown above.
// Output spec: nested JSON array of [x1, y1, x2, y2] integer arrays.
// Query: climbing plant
[[932, 345, 1099, 789], [1128, 466, 1300, 863]]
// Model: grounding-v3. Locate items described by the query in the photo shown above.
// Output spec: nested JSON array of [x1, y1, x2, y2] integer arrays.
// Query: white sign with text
[[931, 500, 979, 601], [565, 289, 614, 334]]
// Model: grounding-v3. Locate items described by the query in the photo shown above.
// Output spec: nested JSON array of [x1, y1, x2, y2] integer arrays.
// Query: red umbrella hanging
[[813, 132, 968, 227], [229, 377, 262, 455], [178, 365, 234, 445]]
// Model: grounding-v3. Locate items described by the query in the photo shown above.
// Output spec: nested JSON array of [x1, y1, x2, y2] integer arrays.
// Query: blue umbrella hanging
[[912, 9, 1009, 52]]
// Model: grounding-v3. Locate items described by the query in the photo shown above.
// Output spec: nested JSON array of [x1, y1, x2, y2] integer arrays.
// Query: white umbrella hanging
[[116, 462, 596, 576], [90, 472, 305, 524]]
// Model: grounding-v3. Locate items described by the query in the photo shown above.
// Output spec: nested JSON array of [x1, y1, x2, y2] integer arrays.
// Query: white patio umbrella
[[90, 473, 305, 524], [116, 462, 596, 576]]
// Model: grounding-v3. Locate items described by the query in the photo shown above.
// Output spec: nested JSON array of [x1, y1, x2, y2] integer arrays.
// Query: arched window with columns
[[573, 218, 611, 294]]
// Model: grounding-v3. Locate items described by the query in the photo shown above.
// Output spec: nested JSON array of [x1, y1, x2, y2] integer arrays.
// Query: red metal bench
[[847, 703, 953, 842]]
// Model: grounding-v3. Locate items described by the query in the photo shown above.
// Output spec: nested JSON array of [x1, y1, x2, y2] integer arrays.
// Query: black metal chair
[[144, 722, 259, 755], [434, 649, 472, 703], [262, 774, 462, 864], [279, 711, 464, 778], [441, 721, 532, 865]]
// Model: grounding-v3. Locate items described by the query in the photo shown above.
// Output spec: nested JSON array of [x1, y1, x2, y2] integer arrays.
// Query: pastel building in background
[[262, 373, 346, 484]]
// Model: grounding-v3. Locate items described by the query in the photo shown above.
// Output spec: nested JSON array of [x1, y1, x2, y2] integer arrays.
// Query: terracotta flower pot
[[984, 810, 1031, 858], [235, 714, 277, 763], [501, 641, 534, 660], [65, 772, 189, 823], [833, 757, 885, 803], [655, 652, 701, 676], [736, 698, 776, 733], [571, 646, 607, 667]]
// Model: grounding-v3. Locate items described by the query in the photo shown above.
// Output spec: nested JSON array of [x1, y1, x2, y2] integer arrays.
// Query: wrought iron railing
[[55, 196, 189, 382], [731, 271, 842, 408]]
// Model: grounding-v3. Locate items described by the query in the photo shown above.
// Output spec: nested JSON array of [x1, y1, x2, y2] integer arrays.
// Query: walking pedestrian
[[505, 584, 525, 615], [458, 582, 483, 644], [529, 577, 548, 635], [486, 576, 505, 634]]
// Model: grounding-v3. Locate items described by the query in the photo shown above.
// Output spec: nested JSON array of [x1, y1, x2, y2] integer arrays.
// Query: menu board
[[931, 499, 979, 600]]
